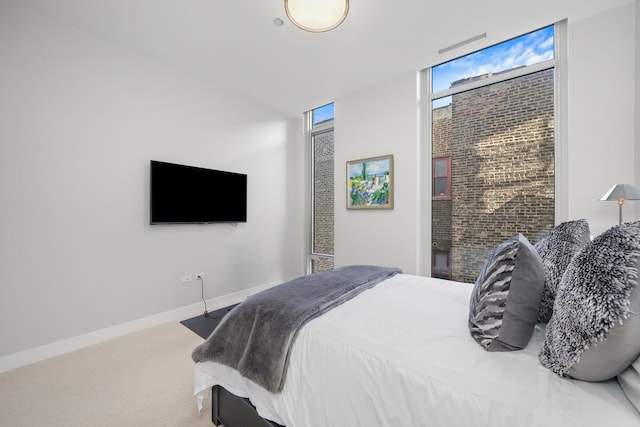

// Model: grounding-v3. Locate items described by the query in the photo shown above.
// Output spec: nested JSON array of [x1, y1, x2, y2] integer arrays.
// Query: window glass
[[434, 159, 447, 176], [310, 103, 335, 273], [434, 252, 449, 270], [430, 25, 556, 282], [312, 130, 334, 256], [311, 103, 334, 128], [434, 178, 448, 196], [432, 25, 554, 94], [432, 251, 451, 279]]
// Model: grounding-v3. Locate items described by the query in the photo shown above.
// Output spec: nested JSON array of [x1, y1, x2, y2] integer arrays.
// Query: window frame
[[307, 103, 335, 274], [432, 157, 451, 198], [423, 21, 567, 278]]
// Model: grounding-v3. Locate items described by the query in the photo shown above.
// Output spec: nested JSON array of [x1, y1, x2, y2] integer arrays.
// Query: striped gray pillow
[[469, 233, 545, 351], [619, 356, 640, 414]]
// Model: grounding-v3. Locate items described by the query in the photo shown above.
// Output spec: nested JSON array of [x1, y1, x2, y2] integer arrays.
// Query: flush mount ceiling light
[[285, 0, 349, 33]]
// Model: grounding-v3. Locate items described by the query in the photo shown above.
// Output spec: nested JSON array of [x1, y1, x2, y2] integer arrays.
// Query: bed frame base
[[212, 385, 284, 427]]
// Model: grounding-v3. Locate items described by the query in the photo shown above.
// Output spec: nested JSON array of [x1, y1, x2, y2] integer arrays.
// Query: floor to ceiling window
[[309, 103, 335, 273], [430, 25, 558, 283]]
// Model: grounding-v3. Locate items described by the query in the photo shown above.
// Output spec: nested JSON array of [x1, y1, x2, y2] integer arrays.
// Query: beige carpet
[[0, 320, 215, 427]]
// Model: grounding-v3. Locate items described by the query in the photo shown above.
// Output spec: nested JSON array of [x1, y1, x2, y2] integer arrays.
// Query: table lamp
[[600, 184, 640, 224]]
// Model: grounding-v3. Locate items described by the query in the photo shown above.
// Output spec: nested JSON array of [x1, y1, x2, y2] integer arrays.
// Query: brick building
[[432, 68, 555, 282], [312, 130, 335, 272]]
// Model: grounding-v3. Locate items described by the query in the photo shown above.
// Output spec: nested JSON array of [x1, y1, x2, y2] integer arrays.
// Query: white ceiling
[[11, 0, 633, 115]]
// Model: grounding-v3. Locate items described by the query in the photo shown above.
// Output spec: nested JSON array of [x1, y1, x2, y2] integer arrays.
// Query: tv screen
[[150, 160, 247, 224]]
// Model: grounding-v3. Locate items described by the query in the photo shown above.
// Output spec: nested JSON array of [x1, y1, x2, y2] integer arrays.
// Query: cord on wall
[[198, 276, 209, 317]]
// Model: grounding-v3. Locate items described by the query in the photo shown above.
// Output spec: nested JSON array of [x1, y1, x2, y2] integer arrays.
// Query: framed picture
[[347, 154, 394, 210]]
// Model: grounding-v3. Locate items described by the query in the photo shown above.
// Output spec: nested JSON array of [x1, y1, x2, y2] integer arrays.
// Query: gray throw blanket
[[191, 265, 401, 393]]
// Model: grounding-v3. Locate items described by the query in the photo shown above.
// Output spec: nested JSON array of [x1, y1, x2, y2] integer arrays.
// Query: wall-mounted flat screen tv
[[150, 160, 247, 224]]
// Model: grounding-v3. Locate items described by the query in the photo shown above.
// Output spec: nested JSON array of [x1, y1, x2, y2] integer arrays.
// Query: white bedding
[[194, 274, 640, 426]]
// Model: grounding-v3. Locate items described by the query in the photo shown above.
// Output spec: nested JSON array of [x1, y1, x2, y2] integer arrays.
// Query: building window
[[433, 157, 450, 197], [432, 251, 451, 279]]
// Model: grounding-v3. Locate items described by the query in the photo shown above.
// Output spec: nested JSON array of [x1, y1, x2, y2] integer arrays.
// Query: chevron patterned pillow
[[469, 233, 545, 351]]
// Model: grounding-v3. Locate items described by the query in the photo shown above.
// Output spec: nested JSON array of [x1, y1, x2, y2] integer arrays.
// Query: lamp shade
[[600, 184, 640, 225], [285, 0, 349, 32], [600, 184, 640, 202]]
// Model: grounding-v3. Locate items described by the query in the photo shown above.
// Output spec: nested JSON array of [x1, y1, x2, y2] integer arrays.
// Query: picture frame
[[347, 154, 394, 210]]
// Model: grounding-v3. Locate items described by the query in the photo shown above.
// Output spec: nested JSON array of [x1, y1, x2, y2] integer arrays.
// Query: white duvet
[[194, 274, 640, 427]]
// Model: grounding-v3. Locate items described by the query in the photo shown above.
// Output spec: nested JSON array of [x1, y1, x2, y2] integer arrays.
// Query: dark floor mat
[[180, 304, 239, 339]]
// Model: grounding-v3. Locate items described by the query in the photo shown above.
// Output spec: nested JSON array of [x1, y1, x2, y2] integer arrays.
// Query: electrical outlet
[[181, 274, 194, 283], [195, 272, 205, 279]]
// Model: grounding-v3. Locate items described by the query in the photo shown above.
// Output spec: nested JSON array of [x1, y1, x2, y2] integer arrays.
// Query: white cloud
[[433, 26, 554, 92], [539, 36, 554, 50]]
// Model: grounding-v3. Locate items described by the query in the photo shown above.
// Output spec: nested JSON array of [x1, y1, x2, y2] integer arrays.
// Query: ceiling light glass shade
[[285, 0, 349, 33]]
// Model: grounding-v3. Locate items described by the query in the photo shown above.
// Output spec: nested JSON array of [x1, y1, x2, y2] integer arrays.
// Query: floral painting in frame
[[347, 154, 394, 209]]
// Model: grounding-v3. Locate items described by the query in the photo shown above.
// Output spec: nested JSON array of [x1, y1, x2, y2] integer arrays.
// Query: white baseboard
[[0, 280, 283, 374]]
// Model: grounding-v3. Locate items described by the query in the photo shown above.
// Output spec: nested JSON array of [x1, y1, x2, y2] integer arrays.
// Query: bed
[[192, 221, 640, 427]]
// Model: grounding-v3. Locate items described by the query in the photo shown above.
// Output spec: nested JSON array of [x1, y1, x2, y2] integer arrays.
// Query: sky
[[432, 25, 554, 107], [348, 157, 391, 179], [312, 102, 334, 126], [311, 26, 554, 114]]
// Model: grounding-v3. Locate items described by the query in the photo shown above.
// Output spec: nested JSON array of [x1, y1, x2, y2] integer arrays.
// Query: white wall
[[1, 1, 636, 369], [335, 2, 638, 270], [567, 2, 638, 236], [334, 73, 423, 274], [0, 2, 305, 360]]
